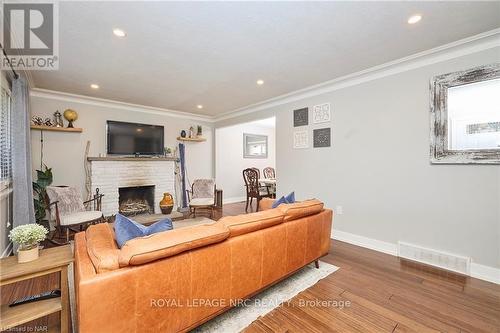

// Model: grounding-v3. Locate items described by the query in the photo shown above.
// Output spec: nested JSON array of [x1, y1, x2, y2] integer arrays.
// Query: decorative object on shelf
[[313, 127, 331, 148], [294, 107, 308, 127], [312, 103, 331, 124], [197, 125, 202, 137], [63, 108, 78, 128], [43, 117, 54, 127], [293, 130, 309, 149], [31, 115, 43, 125], [159, 192, 174, 214], [8, 224, 48, 263], [189, 126, 194, 138], [180, 130, 187, 138], [54, 110, 63, 127], [164, 147, 173, 157]]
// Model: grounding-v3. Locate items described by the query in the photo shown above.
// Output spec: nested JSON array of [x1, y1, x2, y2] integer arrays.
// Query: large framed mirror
[[243, 133, 268, 159], [430, 63, 500, 164]]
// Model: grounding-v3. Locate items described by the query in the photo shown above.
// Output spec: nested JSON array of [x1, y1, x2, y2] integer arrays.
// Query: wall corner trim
[[29, 88, 215, 123], [215, 28, 500, 122], [332, 228, 500, 285]]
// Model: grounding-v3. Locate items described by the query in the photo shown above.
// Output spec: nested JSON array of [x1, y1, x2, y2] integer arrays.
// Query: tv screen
[[107, 121, 164, 155]]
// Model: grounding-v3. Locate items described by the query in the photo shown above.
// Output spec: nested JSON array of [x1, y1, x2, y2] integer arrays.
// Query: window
[[1, 87, 12, 181], [430, 64, 500, 164], [243, 133, 268, 159]]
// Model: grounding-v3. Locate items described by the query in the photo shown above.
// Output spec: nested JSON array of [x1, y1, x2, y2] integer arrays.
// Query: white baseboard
[[1, 242, 13, 258], [470, 263, 500, 284], [332, 229, 398, 256], [224, 196, 246, 204], [332, 228, 499, 285]]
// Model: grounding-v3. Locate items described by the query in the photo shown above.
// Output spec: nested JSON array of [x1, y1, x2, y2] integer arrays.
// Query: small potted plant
[[9, 224, 49, 263], [164, 147, 173, 157]]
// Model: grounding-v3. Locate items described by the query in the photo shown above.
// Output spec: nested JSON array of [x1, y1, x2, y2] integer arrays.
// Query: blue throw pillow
[[114, 214, 173, 248], [285, 191, 295, 204], [272, 196, 287, 208], [144, 218, 173, 236]]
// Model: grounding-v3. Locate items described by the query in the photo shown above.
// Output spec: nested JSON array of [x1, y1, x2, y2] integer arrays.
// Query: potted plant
[[9, 224, 49, 263], [32, 165, 53, 223]]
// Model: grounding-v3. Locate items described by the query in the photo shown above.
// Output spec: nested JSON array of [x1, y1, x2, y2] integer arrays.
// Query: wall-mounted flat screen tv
[[107, 121, 164, 155]]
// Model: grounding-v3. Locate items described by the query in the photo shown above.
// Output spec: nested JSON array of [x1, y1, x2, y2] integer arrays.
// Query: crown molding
[[30, 88, 215, 123], [215, 28, 500, 122]]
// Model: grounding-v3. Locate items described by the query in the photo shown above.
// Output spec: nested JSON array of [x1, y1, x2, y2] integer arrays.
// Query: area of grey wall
[[30, 95, 214, 202], [216, 47, 500, 268], [215, 121, 275, 201]]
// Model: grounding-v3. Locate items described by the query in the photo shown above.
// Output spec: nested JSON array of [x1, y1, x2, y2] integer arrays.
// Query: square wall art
[[313, 128, 331, 148], [293, 130, 309, 149], [293, 107, 308, 127], [312, 103, 331, 124]]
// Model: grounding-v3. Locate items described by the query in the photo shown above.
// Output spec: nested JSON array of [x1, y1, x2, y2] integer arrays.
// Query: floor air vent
[[398, 241, 471, 275]]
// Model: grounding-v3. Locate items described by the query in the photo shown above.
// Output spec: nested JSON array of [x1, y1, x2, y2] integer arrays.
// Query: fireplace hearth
[[119, 185, 155, 216]]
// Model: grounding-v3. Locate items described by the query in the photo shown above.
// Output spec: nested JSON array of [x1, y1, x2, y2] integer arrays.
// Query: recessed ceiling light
[[407, 15, 422, 24], [256, 79, 264, 85], [197, 105, 203, 109], [90, 84, 99, 89], [113, 28, 127, 37]]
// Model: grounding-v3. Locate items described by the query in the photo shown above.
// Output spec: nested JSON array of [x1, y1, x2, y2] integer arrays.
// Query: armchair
[[45, 186, 104, 244], [186, 179, 216, 218]]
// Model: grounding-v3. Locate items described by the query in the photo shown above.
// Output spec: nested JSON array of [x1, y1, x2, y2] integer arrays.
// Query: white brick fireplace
[[88, 157, 177, 216]]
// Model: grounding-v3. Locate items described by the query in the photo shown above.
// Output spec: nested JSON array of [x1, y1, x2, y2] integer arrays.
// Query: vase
[[17, 245, 39, 263], [159, 193, 174, 214]]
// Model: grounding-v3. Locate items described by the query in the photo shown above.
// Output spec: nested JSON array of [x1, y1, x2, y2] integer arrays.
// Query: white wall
[[216, 47, 500, 269], [29, 93, 214, 204], [215, 119, 275, 202]]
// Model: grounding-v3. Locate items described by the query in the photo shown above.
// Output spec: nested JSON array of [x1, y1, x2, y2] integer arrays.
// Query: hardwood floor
[[223, 202, 500, 333], [2, 201, 499, 332]]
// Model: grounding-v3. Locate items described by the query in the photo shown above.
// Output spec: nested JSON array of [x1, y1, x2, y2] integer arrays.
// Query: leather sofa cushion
[[219, 209, 284, 237], [85, 223, 120, 273], [278, 199, 324, 222], [118, 223, 230, 266]]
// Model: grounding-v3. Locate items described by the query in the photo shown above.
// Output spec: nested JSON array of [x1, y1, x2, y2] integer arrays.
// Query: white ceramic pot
[[17, 245, 39, 263]]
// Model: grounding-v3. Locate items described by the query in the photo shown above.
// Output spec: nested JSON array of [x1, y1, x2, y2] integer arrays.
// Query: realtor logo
[[1, 1, 59, 70]]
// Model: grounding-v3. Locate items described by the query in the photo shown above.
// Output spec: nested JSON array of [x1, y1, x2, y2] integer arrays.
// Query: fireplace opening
[[118, 185, 155, 216]]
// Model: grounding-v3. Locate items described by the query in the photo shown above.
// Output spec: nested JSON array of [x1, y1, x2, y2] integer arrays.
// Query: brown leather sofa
[[74, 198, 333, 332]]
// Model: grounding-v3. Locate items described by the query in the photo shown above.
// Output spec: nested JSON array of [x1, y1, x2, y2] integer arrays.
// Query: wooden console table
[[0, 245, 73, 332]]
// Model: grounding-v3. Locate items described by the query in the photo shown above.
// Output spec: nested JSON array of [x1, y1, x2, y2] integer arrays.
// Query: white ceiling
[[30, 1, 500, 117]]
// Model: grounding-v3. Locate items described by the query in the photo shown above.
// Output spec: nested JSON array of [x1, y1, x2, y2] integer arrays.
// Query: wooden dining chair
[[263, 167, 275, 179], [251, 167, 261, 179], [243, 168, 273, 212]]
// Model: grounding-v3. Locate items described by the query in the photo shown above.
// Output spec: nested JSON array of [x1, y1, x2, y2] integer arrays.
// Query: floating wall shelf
[[176, 136, 206, 142], [30, 125, 83, 133]]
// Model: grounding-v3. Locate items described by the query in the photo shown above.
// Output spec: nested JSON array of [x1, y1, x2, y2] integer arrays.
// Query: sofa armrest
[[259, 198, 275, 211]]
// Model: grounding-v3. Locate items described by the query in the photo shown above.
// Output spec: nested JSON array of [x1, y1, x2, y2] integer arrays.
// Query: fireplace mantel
[[87, 156, 178, 162], [88, 158, 176, 216]]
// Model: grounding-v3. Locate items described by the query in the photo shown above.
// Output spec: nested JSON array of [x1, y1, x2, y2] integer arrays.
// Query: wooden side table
[[0, 245, 73, 332]]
